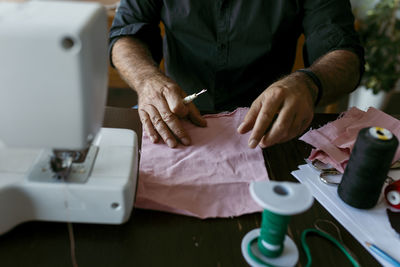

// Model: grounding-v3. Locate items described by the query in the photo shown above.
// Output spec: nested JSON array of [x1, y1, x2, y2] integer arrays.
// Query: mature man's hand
[[237, 73, 315, 148], [137, 73, 207, 148]]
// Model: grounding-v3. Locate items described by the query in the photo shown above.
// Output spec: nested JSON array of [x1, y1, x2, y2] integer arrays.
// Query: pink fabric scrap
[[300, 107, 400, 173], [136, 107, 268, 219]]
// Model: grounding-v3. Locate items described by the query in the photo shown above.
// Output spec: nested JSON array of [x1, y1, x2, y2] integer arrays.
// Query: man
[[109, 0, 363, 149]]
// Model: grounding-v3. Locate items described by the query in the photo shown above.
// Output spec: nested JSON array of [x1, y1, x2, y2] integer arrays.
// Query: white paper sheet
[[292, 164, 400, 267]]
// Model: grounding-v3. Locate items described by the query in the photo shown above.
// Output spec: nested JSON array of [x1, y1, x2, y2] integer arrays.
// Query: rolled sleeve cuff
[[303, 24, 365, 86], [108, 22, 162, 68]]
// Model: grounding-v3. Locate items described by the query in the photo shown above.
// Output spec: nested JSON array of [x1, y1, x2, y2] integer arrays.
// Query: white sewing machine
[[0, 1, 138, 234]]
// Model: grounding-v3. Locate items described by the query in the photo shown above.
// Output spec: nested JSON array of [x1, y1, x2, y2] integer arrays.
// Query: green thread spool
[[258, 210, 290, 258], [241, 181, 314, 267]]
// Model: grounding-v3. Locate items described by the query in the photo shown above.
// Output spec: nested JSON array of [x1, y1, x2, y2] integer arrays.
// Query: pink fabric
[[300, 107, 400, 173], [136, 108, 268, 218]]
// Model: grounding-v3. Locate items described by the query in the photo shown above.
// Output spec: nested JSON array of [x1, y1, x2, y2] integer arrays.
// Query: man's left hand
[[237, 73, 315, 148]]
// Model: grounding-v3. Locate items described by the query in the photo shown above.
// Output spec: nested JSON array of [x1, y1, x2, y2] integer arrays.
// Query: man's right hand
[[137, 73, 207, 148], [111, 37, 206, 148]]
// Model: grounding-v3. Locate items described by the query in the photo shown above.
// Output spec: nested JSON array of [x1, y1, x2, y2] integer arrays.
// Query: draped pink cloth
[[300, 107, 400, 173], [136, 108, 268, 218]]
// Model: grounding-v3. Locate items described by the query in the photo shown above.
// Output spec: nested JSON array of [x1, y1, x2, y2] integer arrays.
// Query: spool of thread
[[338, 127, 398, 209], [257, 210, 290, 258], [385, 180, 400, 210], [241, 181, 314, 267]]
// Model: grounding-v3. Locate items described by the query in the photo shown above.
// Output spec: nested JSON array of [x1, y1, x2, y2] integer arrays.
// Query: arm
[[237, 49, 361, 148], [238, 0, 363, 148], [111, 37, 206, 148], [109, 0, 206, 148], [309, 49, 360, 106]]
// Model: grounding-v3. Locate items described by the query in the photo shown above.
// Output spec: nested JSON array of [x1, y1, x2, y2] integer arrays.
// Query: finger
[[156, 99, 192, 146], [188, 103, 207, 127], [237, 100, 261, 134], [300, 117, 313, 134], [292, 115, 310, 137], [248, 107, 280, 148], [259, 105, 296, 148], [284, 102, 313, 138], [247, 97, 282, 148], [145, 104, 179, 148], [139, 109, 160, 143], [291, 116, 305, 138], [162, 85, 189, 118]]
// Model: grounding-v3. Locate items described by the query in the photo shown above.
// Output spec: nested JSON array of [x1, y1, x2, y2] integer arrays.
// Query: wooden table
[[0, 107, 379, 267]]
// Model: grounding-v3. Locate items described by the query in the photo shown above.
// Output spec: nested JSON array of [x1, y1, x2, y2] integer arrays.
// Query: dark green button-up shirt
[[109, 0, 363, 111]]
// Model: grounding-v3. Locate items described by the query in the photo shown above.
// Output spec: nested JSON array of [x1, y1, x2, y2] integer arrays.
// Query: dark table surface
[[0, 107, 380, 267]]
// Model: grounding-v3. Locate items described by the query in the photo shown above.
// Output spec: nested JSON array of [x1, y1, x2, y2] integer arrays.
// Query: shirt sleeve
[[108, 0, 163, 67], [302, 0, 364, 75]]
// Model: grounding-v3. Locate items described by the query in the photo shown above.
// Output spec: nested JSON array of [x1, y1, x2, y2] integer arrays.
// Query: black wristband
[[295, 69, 323, 106]]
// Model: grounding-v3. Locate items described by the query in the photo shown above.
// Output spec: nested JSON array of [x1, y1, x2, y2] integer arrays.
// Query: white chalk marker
[[183, 89, 207, 104]]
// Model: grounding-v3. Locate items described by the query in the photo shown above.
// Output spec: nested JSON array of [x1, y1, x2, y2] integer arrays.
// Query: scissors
[[308, 159, 342, 186], [308, 159, 398, 186]]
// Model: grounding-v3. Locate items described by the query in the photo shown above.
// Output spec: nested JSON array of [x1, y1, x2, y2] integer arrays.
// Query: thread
[[338, 127, 399, 209], [313, 219, 359, 263], [301, 228, 360, 267], [248, 210, 290, 260], [242, 182, 314, 266], [67, 223, 78, 267], [63, 180, 79, 267], [385, 180, 400, 209]]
